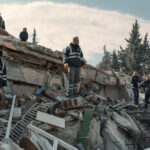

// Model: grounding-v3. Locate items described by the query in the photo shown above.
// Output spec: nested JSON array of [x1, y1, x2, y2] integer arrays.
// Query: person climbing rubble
[[0, 51, 7, 97], [19, 28, 28, 43], [140, 76, 150, 110], [131, 71, 141, 105], [63, 37, 86, 98]]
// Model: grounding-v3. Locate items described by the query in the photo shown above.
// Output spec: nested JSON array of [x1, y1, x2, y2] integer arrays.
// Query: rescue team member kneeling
[[140, 76, 150, 110], [0, 51, 7, 98], [63, 37, 86, 98]]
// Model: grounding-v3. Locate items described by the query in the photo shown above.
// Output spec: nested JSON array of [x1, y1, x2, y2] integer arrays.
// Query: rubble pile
[[0, 33, 150, 150]]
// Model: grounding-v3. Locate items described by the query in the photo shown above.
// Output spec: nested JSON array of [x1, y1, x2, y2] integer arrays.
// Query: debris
[[0, 139, 23, 150], [112, 111, 142, 136], [5, 95, 16, 139], [20, 124, 79, 150], [88, 118, 104, 150], [34, 85, 46, 96], [59, 97, 84, 110], [13, 107, 21, 118], [36, 111, 65, 128], [0, 33, 149, 150]]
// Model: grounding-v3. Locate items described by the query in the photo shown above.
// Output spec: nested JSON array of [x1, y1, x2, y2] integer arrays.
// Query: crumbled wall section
[[6, 61, 45, 85], [0, 35, 132, 98]]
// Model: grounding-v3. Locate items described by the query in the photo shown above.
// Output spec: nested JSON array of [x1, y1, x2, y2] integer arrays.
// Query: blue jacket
[[0, 59, 7, 88], [63, 43, 85, 67]]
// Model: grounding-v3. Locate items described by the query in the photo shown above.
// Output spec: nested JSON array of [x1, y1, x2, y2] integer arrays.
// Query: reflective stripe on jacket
[[63, 43, 85, 67]]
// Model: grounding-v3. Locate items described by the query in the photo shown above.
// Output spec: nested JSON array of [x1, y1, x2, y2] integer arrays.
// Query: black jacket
[[140, 80, 150, 94], [19, 31, 28, 41], [63, 43, 85, 67], [0, 59, 7, 88], [131, 75, 141, 88], [2, 21, 5, 30]]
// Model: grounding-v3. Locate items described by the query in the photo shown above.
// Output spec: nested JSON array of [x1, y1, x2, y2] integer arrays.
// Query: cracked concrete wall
[[6, 60, 46, 85], [100, 85, 120, 99], [5, 60, 63, 95]]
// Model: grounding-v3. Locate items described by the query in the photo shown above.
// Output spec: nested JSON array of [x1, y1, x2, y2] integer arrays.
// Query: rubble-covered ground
[[0, 31, 150, 150]]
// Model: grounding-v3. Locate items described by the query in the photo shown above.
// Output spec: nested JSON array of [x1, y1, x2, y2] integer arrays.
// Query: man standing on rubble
[[0, 13, 5, 29], [131, 71, 141, 105], [0, 51, 7, 97], [19, 28, 28, 42], [63, 37, 86, 98], [140, 76, 150, 110]]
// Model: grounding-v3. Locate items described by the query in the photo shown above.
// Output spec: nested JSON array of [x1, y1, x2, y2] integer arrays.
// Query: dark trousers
[[68, 67, 80, 97], [133, 87, 139, 104], [145, 92, 150, 109]]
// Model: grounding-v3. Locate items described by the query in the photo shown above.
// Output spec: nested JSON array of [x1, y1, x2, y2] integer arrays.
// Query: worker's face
[[73, 38, 79, 45], [23, 28, 27, 32]]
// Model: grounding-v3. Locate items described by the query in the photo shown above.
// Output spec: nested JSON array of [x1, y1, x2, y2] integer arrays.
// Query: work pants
[[68, 67, 80, 97], [133, 87, 139, 104]]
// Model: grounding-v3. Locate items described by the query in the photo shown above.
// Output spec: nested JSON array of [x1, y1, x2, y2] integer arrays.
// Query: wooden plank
[[36, 111, 65, 128]]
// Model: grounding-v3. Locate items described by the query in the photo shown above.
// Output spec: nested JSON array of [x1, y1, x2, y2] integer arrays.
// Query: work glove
[[2, 86, 6, 95], [19, 41, 26, 45], [82, 65, 86, 71], [64, 63, 69, 70]]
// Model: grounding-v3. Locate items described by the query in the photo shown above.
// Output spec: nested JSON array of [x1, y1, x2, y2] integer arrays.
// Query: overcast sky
[[0, 0, 150, 66]]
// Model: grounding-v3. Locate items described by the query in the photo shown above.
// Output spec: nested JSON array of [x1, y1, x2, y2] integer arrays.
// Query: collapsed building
[[0, 29, 149, 150]]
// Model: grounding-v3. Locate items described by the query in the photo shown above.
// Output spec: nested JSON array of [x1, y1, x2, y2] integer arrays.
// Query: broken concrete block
[[36, 111, 65, 128], [13, 107, 21, 118], [88, 118, 104, 150], [112, 111, 142, 137], [102, 119, 130, 150], [0, 139, 23, 150], [59, 97, 84, 110], [119, 111, 142, 136]]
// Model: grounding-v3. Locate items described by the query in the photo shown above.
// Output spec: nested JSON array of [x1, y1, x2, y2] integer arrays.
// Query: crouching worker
[[63, 37, 86, 98], [140, 76, 150, 110], [0, 51, 7, 98]]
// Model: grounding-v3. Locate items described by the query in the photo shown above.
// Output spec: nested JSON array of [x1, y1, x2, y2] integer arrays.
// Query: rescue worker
[[19, 28, 28, 42], [2, 20, 5, 30], [0, 13, 5, 29], [63, 37, 86, 98], [131, 71, 141, 105], [140, 76, 150, 110], [0, 51, 7, 97]]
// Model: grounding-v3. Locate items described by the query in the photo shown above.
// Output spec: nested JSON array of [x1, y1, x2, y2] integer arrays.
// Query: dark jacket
[[0, 59, 7, 88], [19, 31, 28, 41], [140, 80, 150, 94], [63, 43, 85, 67], [0, 16, 3, 27], [131, 75, 141, 88], [2, 21, 5, 30]]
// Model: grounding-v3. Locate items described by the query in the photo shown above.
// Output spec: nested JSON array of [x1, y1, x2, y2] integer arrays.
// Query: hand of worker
[[82, 65, 86, 71], [64, 63, 69, 70], [2, 86, 6, 95]]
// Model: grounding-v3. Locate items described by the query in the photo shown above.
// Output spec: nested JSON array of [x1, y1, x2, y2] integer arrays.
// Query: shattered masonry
[[0, 32, 150, 150]]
